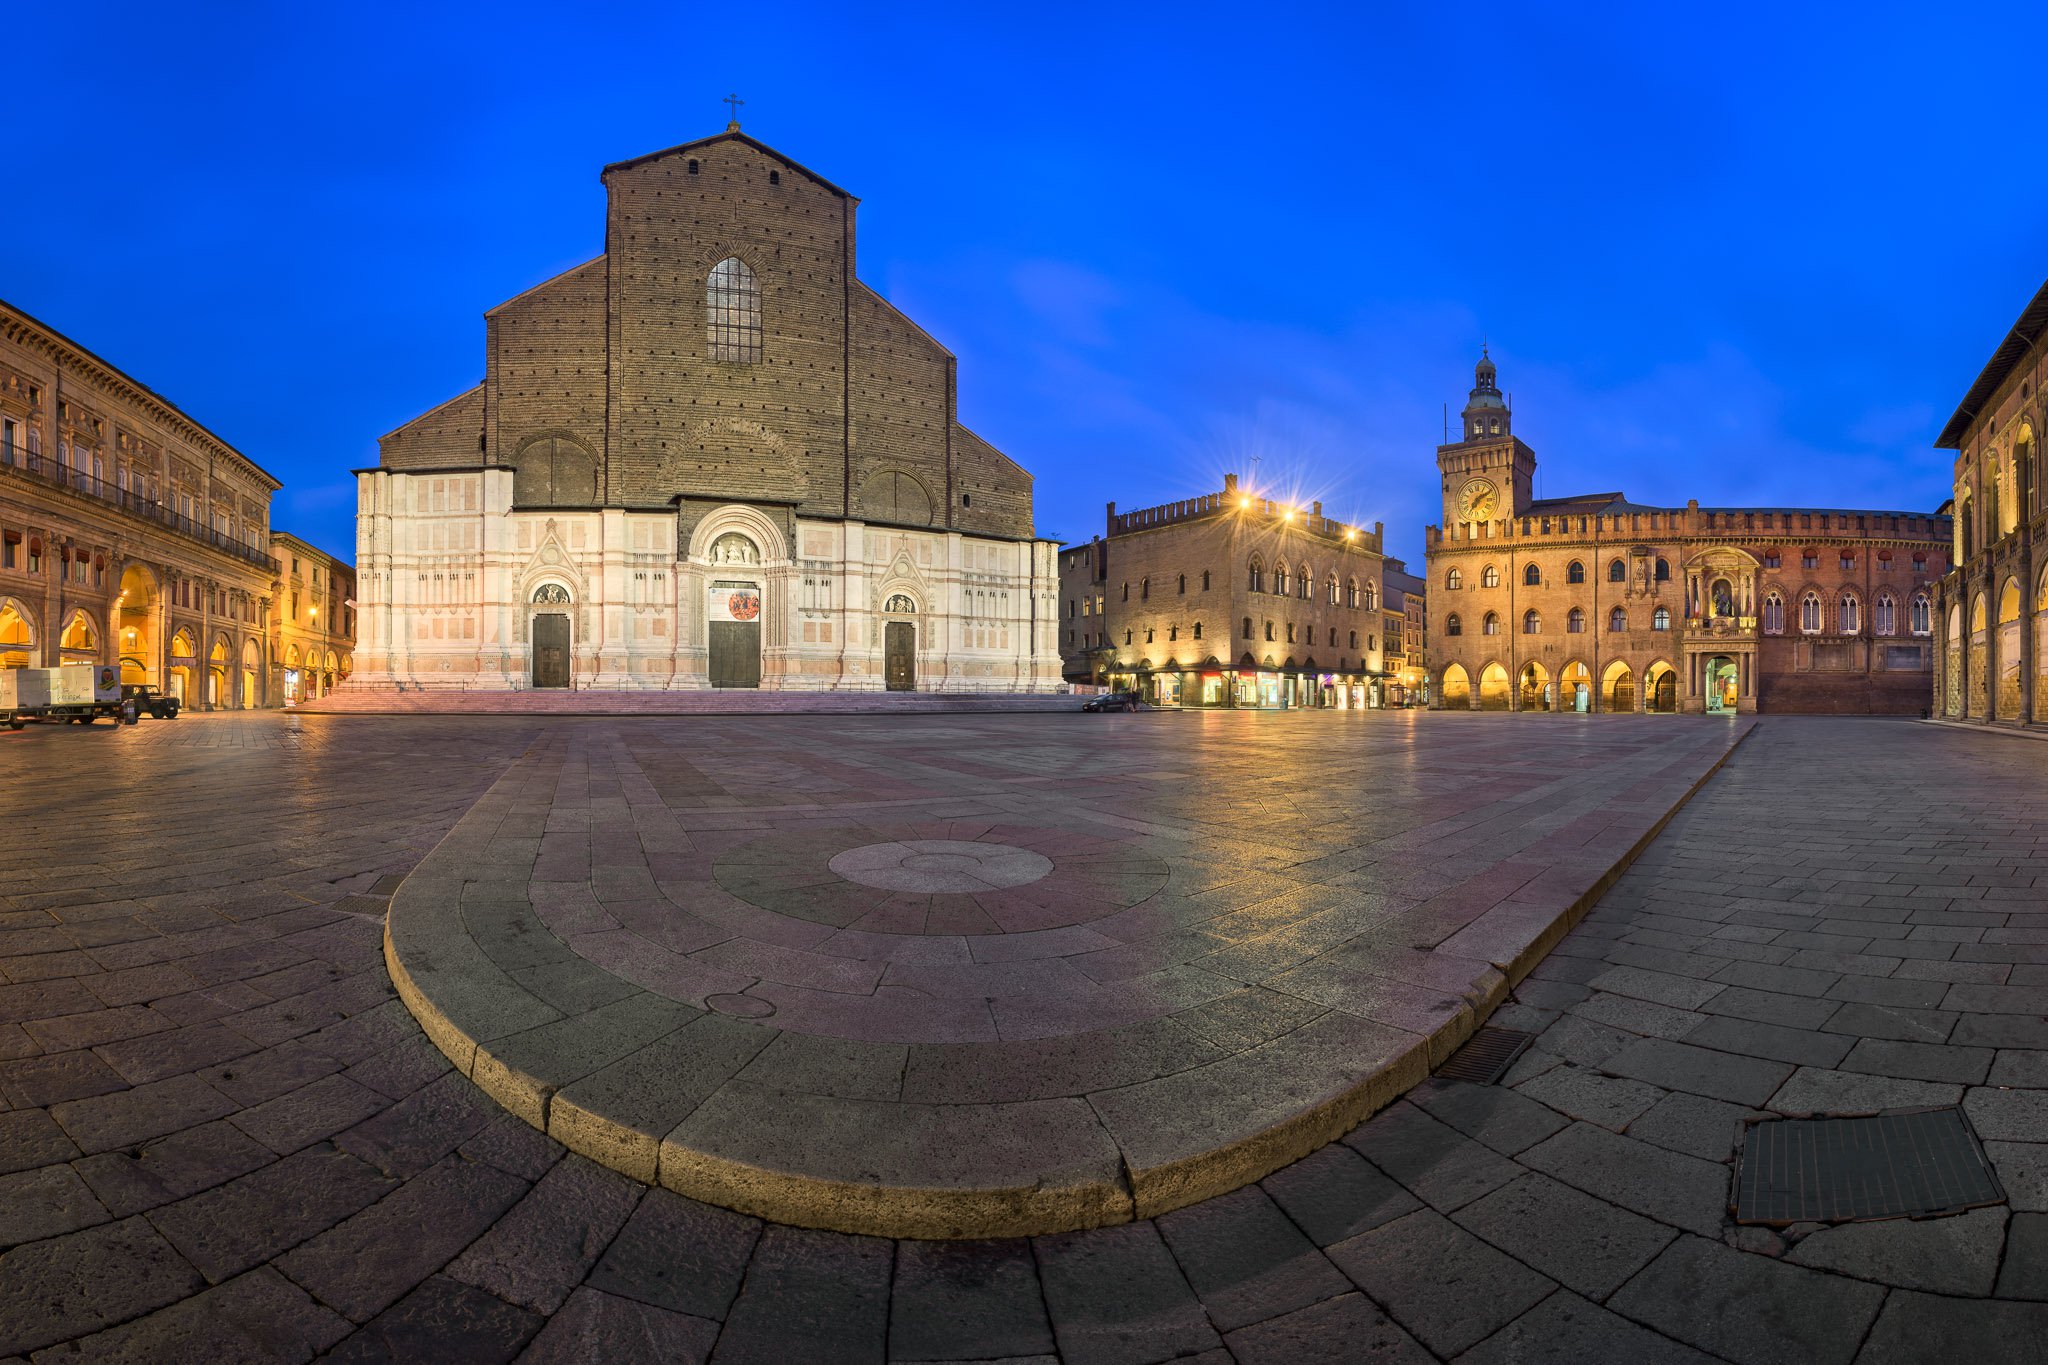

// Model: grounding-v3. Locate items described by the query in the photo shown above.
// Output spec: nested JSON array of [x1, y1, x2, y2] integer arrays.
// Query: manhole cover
[[1734, 1106, 2005, 1225], [1435, 1027, 1534, 1085]]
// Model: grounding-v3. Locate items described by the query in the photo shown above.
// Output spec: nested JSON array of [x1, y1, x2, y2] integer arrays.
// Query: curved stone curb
[[383, 716, 1757, 1239]]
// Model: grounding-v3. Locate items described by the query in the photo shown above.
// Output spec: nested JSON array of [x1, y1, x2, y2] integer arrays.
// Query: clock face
[[1457, 479, 1498, 521]]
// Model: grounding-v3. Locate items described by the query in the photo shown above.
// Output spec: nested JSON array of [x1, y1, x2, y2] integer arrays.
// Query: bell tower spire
[[1437, 347, 1537, 527], [1461, 345, 1510, 441]]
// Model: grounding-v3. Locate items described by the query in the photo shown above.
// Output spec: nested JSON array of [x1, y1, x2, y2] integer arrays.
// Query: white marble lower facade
[[347, 468, 1064, 693]]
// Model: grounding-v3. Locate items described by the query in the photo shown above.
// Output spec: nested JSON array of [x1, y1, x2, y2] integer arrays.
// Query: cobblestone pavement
[[0, 712, 2044, 1362]]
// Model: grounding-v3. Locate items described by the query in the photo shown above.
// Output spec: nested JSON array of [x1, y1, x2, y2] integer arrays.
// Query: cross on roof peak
[[723, 93, 744, 132]]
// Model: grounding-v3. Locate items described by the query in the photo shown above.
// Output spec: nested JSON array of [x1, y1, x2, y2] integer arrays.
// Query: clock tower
[[1438, 348, 1538, 527]]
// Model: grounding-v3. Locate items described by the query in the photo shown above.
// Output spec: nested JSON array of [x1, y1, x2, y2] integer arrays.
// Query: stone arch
[[1602, 659, 1635, 713], [856, 468, 935, 527], [1439, 662, 1472, 709], [687, 505, 790, 566], [240, 637, 263, 710], [1519, 660, 1551, 710], [1969, 590, 1989, 718], [117, 562, 161, 685], [1478, 662, 1511, 711], [0, 596, 35, 669], [1560, 659, 1592, 713], [510, 432, 599, 508], [1645, 659, 1679, 713], [1999, 576, 2024, 719], [58, 608, 101, 660]]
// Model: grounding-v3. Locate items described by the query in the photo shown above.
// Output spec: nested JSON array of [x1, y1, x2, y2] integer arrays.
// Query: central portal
[[532, 614, 570, 688], [709, 580, 762, 689], [1706, 656, 1738, 714], [885, 620, 915, 691]]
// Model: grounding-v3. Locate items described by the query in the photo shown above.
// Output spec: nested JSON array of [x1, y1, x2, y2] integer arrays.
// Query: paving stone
[[1453, 1171, 1677, 1299], [1584, 965, 1725, 1010], [1599, 1037, 1792, 1108], [48, 1073, 239, 1154], [0, 1215, 204, 1357], [227, 1072, 391, 1155], [1455, 1289, 1719, 1365], [1695, 985, 1842, 1030], [1989, 1050, 2048, 1088], [1786, 1205, 2005, 1294], [334, 1069, 502, 1179], [1569, 990, 1702, 1040], [1219, 1291, 1434, 1365], [0, 1109, 79, 1176], [1983, 1141, 2048, 1211], [513, 1286, 716, 1365], [711, 1226, 894, 1364], [1838, 1037, 1993, 1085], [1342, 1100, 1523, 1213], [1035, 1220, 1221, 1365], [1515, 1062, 1665, 1130], [1767, 1066, 1962, 1114], [146, 1144, 398, 1284], [1996, 1211, 2048, 1300], [1259, 1142, 1422, 1245], [1156, 1185, 1351, 1331], [0, 1163, 109, 1249], [1607, 1234, 1884, 1365], [1819, 1000, 1956, 1043], [1681, 1014, 1854, 1068], [1624, 1091, 1762, 1163], [69, 1119, 276, 1218], [1856, 1290, 2048, 1364], [324, 1274, 542, 1364], [1325, 1207, 1555, 1358], [888, 1239, 1056, 1361], [445, 1154, 642, 1315], [1404, 1076, 1571, 1155], [1965, 1087, 2048, 1142], [1519, 1122, 1729, 1237], [584, 1186, 760, 1321], [22, 1265, 352, 1364]]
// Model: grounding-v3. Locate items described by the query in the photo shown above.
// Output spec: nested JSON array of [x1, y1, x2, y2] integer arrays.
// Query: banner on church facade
[[708, 582, 761, 623]]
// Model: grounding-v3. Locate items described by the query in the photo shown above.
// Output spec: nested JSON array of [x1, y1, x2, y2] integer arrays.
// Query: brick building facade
[[1058, 474, 1391, 707], [1383, 558, 1428, 705], [1428, 353, 1949, 714], [1932, 277, 2048, 727], [271, 531, 354, 704], [352, 125, 1060, 694], [0, 298, 289, 710]]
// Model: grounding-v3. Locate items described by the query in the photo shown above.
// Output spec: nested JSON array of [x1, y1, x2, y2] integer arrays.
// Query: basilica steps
[[296, 688, 1081, 716]]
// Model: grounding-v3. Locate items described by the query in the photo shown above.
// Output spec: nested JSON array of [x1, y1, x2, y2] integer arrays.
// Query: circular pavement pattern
[[828, 840, 1055, 894]]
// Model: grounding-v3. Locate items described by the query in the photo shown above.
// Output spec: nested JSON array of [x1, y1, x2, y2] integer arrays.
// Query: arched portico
[[1478, 662, 1511, 711], [1602, 659, 1635, 713], [1440, 662, 1472, 709]]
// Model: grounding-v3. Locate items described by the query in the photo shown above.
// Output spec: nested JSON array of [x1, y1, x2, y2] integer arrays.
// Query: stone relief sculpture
[[710, 533, 760, 566]]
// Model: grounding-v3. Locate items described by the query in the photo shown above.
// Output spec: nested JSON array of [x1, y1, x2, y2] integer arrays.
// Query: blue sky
[[9, 3, 2044, 566]]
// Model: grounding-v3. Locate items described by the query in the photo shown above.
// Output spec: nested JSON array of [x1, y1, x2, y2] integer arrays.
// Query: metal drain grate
[[1436, 1027, 1535, 1085], [1734, 1106, 2005, 1225]]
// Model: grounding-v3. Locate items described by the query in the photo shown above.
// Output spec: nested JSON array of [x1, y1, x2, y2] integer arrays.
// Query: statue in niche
[[1711, 578, 1734, 618], [710, 533, 760, 566]]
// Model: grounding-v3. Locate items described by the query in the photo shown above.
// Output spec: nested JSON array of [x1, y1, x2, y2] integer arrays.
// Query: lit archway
[[0, 599, 34, 670], [1998, 577, 2023, 720], [1478, 662, 1511, 711], [1645, 661, 1679, 713], [1440, 662, 1472, 709], [1560, 660, 1592, 713], [1519, 661, 1551, 711], [117, 563, 159, 685], [1969, 592, 1989, 718], [1602, 659, 1635, 713], [59, 610, 98, 662], [284, 644, 303, 705], [240, 638, 261, 709], [208, 636, 230, 708], [170, 629, 196, 704]]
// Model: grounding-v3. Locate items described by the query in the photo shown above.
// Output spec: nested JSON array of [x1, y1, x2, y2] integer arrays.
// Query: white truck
[[2, 664, 123, 729]]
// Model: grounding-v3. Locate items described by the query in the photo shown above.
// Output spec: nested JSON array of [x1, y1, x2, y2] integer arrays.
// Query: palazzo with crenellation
[[1427, 353, 1950, 714], [349, 122, 1062, 695]]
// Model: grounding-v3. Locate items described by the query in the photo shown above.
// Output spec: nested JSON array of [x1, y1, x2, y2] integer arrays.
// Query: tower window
[[769, 169, 781, 185], [688, 159, 700, 174], [707, 257, 762, 363]]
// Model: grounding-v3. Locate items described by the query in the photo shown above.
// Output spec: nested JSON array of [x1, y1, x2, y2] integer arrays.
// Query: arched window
[[1362, 583, 1377, 611], [1653, 606, 1671, 630], [1912, 552, 1928, 577], [1201, 570, 1210, 591], [1265, 621, 1274, 641], [1800, 591, 1823, 634], [1177, 574, 1186, 594], [1248, 559, 1264, 593], [1481, 565, 1500, 588], [1654, 557, 1671, 582], [1762, 592, 1784, 634], [1839, 593, 1859, 634], [1523, 562, 1541, 586], [1873, 594, 1896, 636], [1764, 550, 1781, 569], [1349, 630, 1358, 648], [1567, 607, 1585, 633], [1523, 609, 1541, 634], [1243, 616, 1253, 639], [1346, 577, 1359, 607], [1607, 558, 1626, 582], [1140, 577, 1150, 600], [1192, 622, 1203, 639], [1298, 565, 1312, 600], [706, 258, 762, 363], [1275, 565, 1289, 596], [1609, 606, 1626, 632], [1911, 593, 1931, 635], [1124, 629, 1132, 645], [1482, 611, 1500, 636], [1446, 567, 1463, 590], [1327, 575, 1338, 605], [1566, 560, 1585, 584], [1445, 613, 1463, 636]]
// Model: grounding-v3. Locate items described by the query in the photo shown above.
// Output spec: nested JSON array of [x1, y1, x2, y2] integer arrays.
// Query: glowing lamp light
[[1238, 497, 1251, 510]]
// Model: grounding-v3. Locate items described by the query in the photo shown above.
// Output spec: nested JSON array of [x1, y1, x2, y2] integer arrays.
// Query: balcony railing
[[0, 449, 279, 573]]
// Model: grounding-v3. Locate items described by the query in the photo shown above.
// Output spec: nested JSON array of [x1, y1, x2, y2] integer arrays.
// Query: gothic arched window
[[1801, 591, 1823, 634], [1445, 613, 1463, 636], [1839, 593, 1860, 634], [1653, 606, 1671, 630], [1482, 565, 1500, 588], [1873, 593, 1895, 636], [1522, 609, 1541, 634], [1567, 560, 1585, 584], [1911, 593, 1931, 635], [1275, 565, 1289, 596], [1607, 558, 1626, 582], [1566, 607, 1585, 633], [1446, 567, 1462, 590], [707, 257, 762, 363], [1763, 592, 1784, 635], [1654, 557, 1671, 582], [1248, 559, 1264, 593], [1482, 611, 1500, 636], [1523, 562, 1542, 586], [1363, 583, 1377, 611], [1609, 606, 1627, 632]]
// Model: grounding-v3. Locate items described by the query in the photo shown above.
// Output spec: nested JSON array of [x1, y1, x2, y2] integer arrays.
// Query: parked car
[[1082, 691, 1142, 713], [122, 684, 180, 720]]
